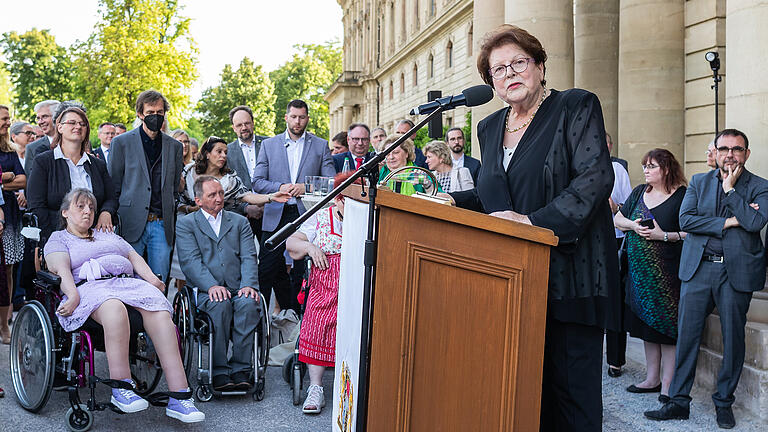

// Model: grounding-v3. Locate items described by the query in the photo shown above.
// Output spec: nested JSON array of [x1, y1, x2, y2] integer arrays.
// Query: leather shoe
[[212, 374, 234, 391], [627, 383, 662, 393], [658, 394, 670, 404], [230, 371, 251, 391], [644, 402, 689, 421], [607, 366, 622, 378], [715, 406, 735, 429]]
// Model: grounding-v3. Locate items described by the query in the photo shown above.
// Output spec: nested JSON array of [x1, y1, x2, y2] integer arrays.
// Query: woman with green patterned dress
[[614, 149, 688, 402]]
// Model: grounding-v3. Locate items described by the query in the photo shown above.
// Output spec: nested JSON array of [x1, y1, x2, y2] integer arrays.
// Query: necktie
[[356, 157, 363, 170]]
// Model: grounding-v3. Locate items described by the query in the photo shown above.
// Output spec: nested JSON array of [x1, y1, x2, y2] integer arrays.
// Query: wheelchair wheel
[[172, 289, 194, 376], [253, 379, 265, 401], [195, 385, 213, 402], [130, 332, 163, 396], [65, 404, 93, 432], [10, 301, 55, 412]]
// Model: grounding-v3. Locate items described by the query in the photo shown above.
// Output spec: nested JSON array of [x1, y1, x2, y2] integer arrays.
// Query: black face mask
[[143, 114, 164, 132]]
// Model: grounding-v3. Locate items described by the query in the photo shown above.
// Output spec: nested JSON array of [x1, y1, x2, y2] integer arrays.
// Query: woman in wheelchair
[[44, 188, 204, 423]]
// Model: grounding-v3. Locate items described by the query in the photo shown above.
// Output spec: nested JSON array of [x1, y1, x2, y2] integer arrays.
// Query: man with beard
[[109, 90, 183, 283], [252, 99, 335, 313], [24, 100, 60, 176], [445, 127, 481, 184], [227, 105, 268, 238]]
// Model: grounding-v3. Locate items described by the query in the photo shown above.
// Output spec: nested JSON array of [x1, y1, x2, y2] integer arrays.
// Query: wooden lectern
[[353, 188, 558, 431]]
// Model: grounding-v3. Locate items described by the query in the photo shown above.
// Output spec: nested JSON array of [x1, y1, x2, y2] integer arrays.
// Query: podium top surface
[[342, 185, 559, 247]]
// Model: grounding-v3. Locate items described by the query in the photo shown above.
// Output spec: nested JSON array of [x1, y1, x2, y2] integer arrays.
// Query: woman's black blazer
[[27, 149, 118, 243]]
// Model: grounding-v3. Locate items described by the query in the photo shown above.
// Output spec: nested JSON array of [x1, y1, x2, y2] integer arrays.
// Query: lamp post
[[705, 51, 722, 136]]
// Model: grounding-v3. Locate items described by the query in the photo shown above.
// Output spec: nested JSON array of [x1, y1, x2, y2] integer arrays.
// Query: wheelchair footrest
[[146, 390, 193, 407]]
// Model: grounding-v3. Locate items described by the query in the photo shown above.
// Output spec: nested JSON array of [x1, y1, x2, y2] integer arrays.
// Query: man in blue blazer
[[446, 127, 481, 184], [176, 176, 261, 391], [332, 123, 374, 173], [645, 129, 768, 428], [109, 90, 183, 283], [252, 99, 335, 312], [92, 122, 116, 168]]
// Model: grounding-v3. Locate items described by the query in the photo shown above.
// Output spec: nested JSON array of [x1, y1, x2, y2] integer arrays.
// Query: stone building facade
[[326, 0, 768, 419]]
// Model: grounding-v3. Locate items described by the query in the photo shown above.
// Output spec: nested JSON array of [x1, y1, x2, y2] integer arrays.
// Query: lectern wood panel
[[368, 206, 551, 432]]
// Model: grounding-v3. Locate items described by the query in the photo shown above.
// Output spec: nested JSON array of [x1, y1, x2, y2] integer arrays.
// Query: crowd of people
[[1, 22, 767, 432]]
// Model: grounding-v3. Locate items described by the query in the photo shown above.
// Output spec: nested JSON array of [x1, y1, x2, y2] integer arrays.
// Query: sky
[[0, 0, 344, 101]]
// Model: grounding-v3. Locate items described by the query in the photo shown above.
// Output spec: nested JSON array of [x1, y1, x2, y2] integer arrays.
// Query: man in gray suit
[[177, 176, 261, 391], [24, 100, 60, 177], [252, 99, 335, 312], [645, 129, 768, 428], [109, 90, 183, 283], [227, 105, 268, 238]]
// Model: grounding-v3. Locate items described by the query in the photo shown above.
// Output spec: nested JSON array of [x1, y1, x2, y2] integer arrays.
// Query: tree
[[0, 62, 13, 107], [269, 41, 342, 139], [196, 57, 276, 140], [71, 0, 198, 130], [0, 29, 74, 119]]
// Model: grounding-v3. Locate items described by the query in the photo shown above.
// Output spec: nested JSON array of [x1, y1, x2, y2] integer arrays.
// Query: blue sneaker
[[166, 391, 205, 423], [110, 379, 148, 413]]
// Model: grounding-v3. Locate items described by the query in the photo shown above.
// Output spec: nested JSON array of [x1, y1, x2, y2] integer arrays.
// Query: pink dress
[[297, 207, 342, 367], [44, 230, 173, 332]]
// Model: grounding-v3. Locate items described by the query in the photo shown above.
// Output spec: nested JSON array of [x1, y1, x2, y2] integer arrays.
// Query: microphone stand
[[265, 102, 450, 431]]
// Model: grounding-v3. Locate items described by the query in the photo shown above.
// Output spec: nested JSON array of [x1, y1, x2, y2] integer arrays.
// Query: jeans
[[129, 220, 173, 283]]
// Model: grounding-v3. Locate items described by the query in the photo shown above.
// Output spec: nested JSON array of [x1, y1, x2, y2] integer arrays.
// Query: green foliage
[[71, 0, 198, 131], [0, 29, 74, 119], [411, 111, 472, 155], [0, 62, 13, 107], [196, 57, 276, 140], [269, 41, 342, 139], [185, 116, 205, 142]]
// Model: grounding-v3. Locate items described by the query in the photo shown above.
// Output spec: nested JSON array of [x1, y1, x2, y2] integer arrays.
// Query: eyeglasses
[[716, 146, 746, 155], [489, 58, 534, 80], [35, 114, 51, 122], [21, 131, 37, 137], [642, 163, 659, 170], [349, 137, 370, 143], [60, 120, 88, 128]]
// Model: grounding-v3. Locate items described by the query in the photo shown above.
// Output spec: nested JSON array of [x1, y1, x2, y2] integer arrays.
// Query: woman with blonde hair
[[423, 140, 474, 192], [379, 134, 441, 195]]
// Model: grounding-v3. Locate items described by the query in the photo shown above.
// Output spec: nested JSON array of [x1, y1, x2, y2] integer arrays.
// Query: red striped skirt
[[298, 253, 340, 367]]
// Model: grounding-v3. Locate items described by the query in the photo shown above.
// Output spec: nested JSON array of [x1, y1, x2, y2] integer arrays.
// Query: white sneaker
[[110, 381, 149, 413], [302, 385, 325, 414]]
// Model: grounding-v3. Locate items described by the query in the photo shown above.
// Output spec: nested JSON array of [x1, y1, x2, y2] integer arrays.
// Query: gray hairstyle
[[58, 188, 98, 237], [193, 175, 220, 198], [34, 100, 61, 114], [10, 121, 30, 136]]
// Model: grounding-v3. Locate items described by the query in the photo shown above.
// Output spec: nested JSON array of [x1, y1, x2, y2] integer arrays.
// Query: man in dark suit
[[109, 90, 183, 283], [177, 176, 261, 391], [645, 129, 768, 428], [92, 122, 116, 168], [24, 100, 60, 177], [395, 119, 428, 168], [445, 127, 481, 184], [333, 123, 374, 172], [252, 99, 335, 312], [226, 105, 267, 239]]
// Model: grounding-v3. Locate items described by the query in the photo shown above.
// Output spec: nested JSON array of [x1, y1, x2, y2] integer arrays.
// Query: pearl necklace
[[505, 88, 547, 134]]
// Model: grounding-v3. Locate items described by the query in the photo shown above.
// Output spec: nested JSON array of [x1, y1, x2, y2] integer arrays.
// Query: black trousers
[[605, 237, 627, 367], [540, 319, 604, 432], [258, 205, 300, 313]]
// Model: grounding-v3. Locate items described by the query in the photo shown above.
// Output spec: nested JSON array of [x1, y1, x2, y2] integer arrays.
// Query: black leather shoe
[[212, 374, 234, 391], [715, 406, 735, 429], [230, 371, 252, 391], [627, 383, 662, 393], [607, 366, 622, 378], [658, 394, 670, 404], [644, 402, 690, 421]]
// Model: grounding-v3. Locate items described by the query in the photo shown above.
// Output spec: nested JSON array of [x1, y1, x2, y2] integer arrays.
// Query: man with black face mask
[[109, 90, 183, 285]]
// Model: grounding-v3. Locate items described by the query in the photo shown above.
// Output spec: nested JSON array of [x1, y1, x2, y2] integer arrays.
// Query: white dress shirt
[[54, 146, 92, 191], [451, 153, 465, 169], [201, 208, 223, 237], [611, 161, 632, 238], [284, 130, 306, 205], [238, 138, 257, 180], [99, 145, 110, 166]]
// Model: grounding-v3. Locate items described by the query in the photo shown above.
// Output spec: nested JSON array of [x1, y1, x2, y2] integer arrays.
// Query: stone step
[[701, 314, 768, 371]]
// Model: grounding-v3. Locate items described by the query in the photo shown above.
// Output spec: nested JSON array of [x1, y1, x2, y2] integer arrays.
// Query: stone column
[[505, 0, 575, 91], [469, 0, 505, 159], [574, 0, 620, 150], [342, 105, 354, 131], [618, 0, 684, 185]]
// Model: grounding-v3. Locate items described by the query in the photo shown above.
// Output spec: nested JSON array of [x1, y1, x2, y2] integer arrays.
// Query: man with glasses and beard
[[252, 99, 335, 314], [645, 129, 768, 429], [445, 127, 481, 184]]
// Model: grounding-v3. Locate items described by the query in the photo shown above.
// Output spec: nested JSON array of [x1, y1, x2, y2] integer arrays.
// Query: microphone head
[[461, 85, 494, 107]]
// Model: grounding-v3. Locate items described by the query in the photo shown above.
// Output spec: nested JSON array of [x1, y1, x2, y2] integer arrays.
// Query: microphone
[[409, 85, 494, 115]]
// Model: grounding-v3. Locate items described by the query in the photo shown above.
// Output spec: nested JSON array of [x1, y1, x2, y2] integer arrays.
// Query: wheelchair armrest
[[36, 270, 62, 286], [23, 212, 39, 228]]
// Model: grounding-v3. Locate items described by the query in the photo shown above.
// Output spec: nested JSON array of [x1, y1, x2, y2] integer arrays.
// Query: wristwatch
[[724, 188, 735, 197], [663, 232, 669, 242]]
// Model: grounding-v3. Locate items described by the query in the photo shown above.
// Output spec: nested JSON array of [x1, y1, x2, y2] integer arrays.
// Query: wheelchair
[[282, 258, 312, 405], [9, 270, 183, 431], [172, 284, 270, 402]]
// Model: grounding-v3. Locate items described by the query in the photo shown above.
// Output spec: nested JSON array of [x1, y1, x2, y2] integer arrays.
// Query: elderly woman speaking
[[449, 25, 619, 431]]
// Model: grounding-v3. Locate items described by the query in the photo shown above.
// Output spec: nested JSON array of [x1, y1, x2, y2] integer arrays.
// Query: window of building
[[400, 72, 405, 94], [467, 24, 473, 57], [446, 116, 453, 128], [413, 63, 418, 86], [428, 54, 434, 78], [446, 40, 453, 68], [389, 80, 394, 100], [430, 0, 436, 17]]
